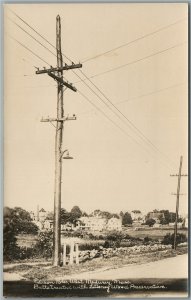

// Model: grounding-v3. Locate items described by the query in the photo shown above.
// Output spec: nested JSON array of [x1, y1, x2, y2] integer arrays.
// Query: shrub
[[103, 240, 120, 249], [162, 233, 187, 247], [145, 218, 156, 227], [16, 247, 35, 260], [105, 231, 123, 241], [143, 236, 151, 244], [33, 230, 53, 258], [79, 242, 103, 251]]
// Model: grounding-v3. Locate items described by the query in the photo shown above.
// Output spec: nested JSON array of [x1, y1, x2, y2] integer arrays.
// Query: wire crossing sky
[[4, 3, 188, 216], [6, 9, 180, 169]]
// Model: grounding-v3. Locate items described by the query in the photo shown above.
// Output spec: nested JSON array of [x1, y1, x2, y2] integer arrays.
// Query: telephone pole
[[36, 15, 82, 266], [170, 156, 187, 250]]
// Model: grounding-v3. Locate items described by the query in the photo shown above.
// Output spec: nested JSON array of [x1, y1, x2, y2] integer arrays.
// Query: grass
[[4, 246, 187, 282], [124, 228, 188, 240], [16, 234, 38, 248]]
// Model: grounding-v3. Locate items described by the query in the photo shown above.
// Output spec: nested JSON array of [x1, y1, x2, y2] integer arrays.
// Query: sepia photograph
[[3, 2, 189, 297]]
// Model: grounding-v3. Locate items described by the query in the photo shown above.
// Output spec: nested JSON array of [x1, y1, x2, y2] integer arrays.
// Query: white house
[[76, 216, 121, 231], [131, 210, 142, 221], [61, 222, 76, 231], [43, 219, 53, 230], [106, 217, 122, 231]]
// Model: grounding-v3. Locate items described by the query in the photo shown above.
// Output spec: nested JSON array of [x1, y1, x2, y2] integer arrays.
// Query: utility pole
[[36, 15, 82, 266], [170, 156, 188, 250]]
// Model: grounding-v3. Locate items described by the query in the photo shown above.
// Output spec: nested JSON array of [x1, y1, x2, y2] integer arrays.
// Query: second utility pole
[[173, 156, 183, 251], [53, 15, 63, 267], [170, 156, 188, 250]]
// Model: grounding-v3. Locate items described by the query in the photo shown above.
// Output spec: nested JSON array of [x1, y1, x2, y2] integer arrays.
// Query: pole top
[[56, 15, 61, 20]]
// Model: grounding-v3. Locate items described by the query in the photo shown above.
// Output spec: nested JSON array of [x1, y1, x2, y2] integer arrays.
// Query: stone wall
[[78, 244, 173, 262]]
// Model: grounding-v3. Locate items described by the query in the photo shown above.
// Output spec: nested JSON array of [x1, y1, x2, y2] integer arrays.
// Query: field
[[16, 228, 188, 248], [124, 228, 188, 240]]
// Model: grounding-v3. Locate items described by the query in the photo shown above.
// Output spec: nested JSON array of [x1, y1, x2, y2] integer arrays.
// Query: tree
[[122, 212, 133, 225], [82, 211, 88, 217], [119, 211, 124, 218], [60, 208, 70, 224], [145, 218, 156, 227], [46, 211, 54, 220], [3, 207, 19, 261], [12, 207, 38, 234], [91, 209, 119, 219], [159, 210, 177, 224], [101, 211, 113, 219], [162, 233, 187, 247], [91, 209, 101, 217], [3, 207, 39, 261], [70, 206, 82, 223]]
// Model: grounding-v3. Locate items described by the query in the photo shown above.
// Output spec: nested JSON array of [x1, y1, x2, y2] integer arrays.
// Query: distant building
[[39, 208, 47, 222], [169, 222, 183, 229], [184, 217, 188, 228], [76, 216, 107, 231], [44, 219, 53, 230], [30, 207, 50, 230], [106, 217, 122, 231], [61, 222, 76, 231], [131, 210, 142, 220], [147, 211, 164, 220], [76, 216, 122, 231], [147, 211, 164, 224]]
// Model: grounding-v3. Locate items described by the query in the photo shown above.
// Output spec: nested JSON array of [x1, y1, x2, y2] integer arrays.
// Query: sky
[[4, 3, 188, 216]]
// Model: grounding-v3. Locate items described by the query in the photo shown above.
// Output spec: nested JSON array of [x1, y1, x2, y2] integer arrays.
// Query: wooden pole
[[76, 243, 79, 265], [69, 241, 74, 265], [53, 15, 64, 266], [62, 243, 66, 266], [173, 156, 183, 250]]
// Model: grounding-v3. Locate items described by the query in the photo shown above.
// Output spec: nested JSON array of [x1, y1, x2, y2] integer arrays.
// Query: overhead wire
[[7, 9, 184, 168], [7, 10, 178, 168], [82, 17, 187, 63], [77, 69, 178, 168], [7, 25, 159, 162], [78, 41, 187, 81], [7, 34, 50, 66], [115, 82, 186, 105], [7, 16, 57, 58], [77, 90, 166, 164]]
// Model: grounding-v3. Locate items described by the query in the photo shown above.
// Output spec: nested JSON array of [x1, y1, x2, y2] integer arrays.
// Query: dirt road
[[63, 254, 188, 280]]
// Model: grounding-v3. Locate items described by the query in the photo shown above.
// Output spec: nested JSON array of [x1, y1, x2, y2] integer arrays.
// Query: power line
[[78, 90, 156, 158], [7, 7, 72, 62], [7, 26, 158, 162], [82, 18, 186, 63], [8, 10, 179, 168], [7, 32, 72, 89], [78, 69, 177, 168], [8, 17, 57, 58], [79, 41, 187, 81], [78, 89, 173, 171], [7, 8, 56, 50], [9, 29, 174, 168], [7, 17, 156, 149], [7, 34, 50, 66], [11, 18, 182, 166], [115, 82, 186, 105]]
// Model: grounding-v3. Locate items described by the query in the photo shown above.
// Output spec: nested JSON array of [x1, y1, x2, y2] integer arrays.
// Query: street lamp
[[60, 149, 73, 160]]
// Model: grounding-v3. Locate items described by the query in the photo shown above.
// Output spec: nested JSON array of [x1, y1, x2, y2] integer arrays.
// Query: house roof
[[39, 208, 46, 212]]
